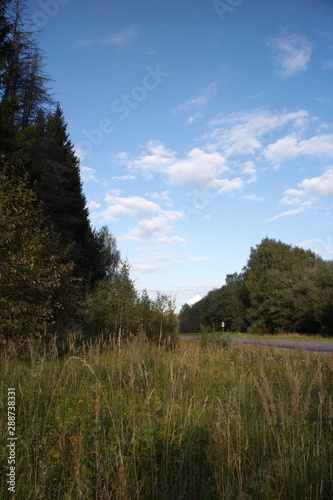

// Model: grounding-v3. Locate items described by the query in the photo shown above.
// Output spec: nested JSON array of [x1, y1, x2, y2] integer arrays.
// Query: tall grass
[[0, 336, 332, 499]]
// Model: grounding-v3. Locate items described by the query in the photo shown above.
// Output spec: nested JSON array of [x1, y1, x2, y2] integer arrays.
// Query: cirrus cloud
[[208, 109, 309, 156], [267, 33, 313, 78], [74, 28, 137, 50]]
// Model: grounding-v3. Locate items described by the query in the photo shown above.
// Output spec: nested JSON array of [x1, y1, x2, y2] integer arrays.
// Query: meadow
[[0, 335, 332, 499]]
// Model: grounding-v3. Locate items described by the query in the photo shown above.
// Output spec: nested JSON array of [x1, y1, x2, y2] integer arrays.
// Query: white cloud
[[73, 28, 137, 50], [80, 165, 98, 183], [111, 108, 333, 230], [113, 152, 128, 159], [115, 109, 317, 199], [121, 211, 184, 241], [241, 161, 258, 182], [157, 236, 186, 246], [242, 194, 264, 202], [143, 48, 158, 56], [130, 140, 176, 178], [88, 200, 102, 210], [300, 167, 333, 198], [148, 191, 173, 206], [189, 256, 212, 262], [298, 238, 333, 257], [167, 148, 227, 186], [128, 141, 227, 188], [209, 109, 309, 157], [299, 135, 333, 157], [131, 260, 176, 274], [108, 188, 122, 196], [102, 195, 159, 221], [265, 134, 333, 164], [72, 38, 96, 49], [246, 91, 267, 101], [102, 28, 137, 48], [187, 295, 202, 305], [112, 174, 136, 181], [317, 96, 331, 104], [267, 33, 313, 78], [177, 81, 219, 112], [264, 135, 298, 164], [268, 166, 333, 221], [322, 59, 333, 70], [130, 252, 212, 278], [210, 177, 244, 194], [187, 112, 203, 125], [280, 188, 309, 206], [266, 206, 309, 222]]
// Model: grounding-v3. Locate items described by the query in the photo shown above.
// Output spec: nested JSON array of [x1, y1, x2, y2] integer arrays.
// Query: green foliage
[[245, 238, 329, 334], [84, 260, 138, 339], [200, 325, 222, 349], [0, 170, 80, 341], [312, 260, 333, 336], [84, 267, 179, 345], [149, 291, 179, 346], [180, 238, 333, 336], [92, 225, 121, 280], [179, 302, 200, 333], [179, 274, 249, 334], [28, 105, 106, 286], [199, 324, 232, 350]]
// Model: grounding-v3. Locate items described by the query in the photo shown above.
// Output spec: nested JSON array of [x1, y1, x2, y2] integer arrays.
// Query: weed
[[0, 336, 332, 499]]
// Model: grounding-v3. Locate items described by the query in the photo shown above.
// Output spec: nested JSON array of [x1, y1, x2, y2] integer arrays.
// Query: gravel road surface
[[181, 335, 333, 353]]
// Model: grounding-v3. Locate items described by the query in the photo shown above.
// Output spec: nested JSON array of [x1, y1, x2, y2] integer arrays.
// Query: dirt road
[[181, 335, 333, 353], [230, 337, 333, 353]]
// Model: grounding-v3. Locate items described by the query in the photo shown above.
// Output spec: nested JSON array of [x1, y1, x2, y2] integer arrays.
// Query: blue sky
[[26, 0, 333, 310]]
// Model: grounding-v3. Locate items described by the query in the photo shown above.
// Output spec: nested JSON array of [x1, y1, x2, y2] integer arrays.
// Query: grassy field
[[1, 336, 332, 499]]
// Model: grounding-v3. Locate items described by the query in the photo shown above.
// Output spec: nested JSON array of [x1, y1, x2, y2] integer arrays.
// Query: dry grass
[[0, 336, 332, 499]]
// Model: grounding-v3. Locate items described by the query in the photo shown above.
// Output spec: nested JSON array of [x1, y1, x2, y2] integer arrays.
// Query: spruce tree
[[0, 0, 120, 343], [30, 104, 108, 285], [0, 0, 51, 168]]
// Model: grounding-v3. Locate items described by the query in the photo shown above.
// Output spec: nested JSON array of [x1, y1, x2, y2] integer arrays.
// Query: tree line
[[179, 238, 333, 336], [0, 0, 178, 347]]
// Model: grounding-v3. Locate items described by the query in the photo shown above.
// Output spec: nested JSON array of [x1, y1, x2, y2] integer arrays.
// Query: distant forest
[[0, 0, 178, 348], [179, 237, 333, 336]]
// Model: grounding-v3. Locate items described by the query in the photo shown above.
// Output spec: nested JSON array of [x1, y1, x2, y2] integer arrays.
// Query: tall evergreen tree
[[0, 0, 51, 128], [0, 0, 51, 168], [0, 0, 123, 341], [30, 104, 109, 285], [0, 0, 12, 85]]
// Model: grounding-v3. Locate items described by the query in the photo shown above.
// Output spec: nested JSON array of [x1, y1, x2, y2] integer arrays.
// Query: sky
[[25, 0, 333, 310]]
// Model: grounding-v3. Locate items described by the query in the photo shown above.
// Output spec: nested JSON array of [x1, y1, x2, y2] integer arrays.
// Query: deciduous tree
[[0, 170, 80, 341]]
